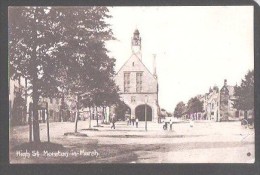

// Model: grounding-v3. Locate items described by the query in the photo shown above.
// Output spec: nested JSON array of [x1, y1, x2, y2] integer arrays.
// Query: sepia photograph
[[8, 6, 254, 164]]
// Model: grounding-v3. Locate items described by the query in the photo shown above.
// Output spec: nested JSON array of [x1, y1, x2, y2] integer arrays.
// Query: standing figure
[[131, 115, 135, 126], [111, 114, 116, 129], [125, 111, 130, 126], [169, 119, 173, 131], [136, 118, 139, 128]]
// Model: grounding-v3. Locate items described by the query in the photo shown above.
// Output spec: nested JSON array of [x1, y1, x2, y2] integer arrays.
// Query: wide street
[[9, 120, 254, 163]]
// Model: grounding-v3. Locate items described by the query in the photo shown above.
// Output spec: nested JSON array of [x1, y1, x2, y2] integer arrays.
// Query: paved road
[[9, 120, 254, 163]]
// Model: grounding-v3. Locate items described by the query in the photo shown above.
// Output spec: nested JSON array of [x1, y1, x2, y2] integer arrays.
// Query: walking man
[[111, 114, 116, 129]]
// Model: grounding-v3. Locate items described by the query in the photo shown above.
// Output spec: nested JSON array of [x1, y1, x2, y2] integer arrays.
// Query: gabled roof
[[220, 85, 235, 96], [116, 53, 157, 81]]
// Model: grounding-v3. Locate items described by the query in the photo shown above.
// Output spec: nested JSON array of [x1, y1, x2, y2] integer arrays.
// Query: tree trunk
[[96, 106, 98, 126], [61, 93, 65, 122], [74, 95, 80, 133], [32, 83, 40, 143], [31, 13, 40, 142], [102, 106, 106, 123], [74, 111, 78, 133], [89, 107, 92, 129]]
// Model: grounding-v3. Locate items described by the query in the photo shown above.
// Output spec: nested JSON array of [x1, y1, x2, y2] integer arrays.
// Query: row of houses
[[9, 77, 61, 125], [183, 79, 252, 122], [9, 77, 110, 126]]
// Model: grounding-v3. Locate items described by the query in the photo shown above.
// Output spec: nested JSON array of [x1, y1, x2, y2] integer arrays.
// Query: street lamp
[[145, 95, 148, 131]]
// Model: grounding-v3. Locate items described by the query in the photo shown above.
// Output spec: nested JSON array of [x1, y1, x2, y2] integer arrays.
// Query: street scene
[[10, 120, 254, 163], [9, 6, 254, 163]]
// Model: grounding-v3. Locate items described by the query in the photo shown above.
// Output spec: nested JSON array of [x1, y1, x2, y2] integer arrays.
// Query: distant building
[[114, 29, 159, 121], [203, 79, 243, 122], [9, 76, 63, 124], [40, 97, 62, 122], [9, 77, 27, 125], [204, 86, 219, 121], [219, 79, 236, 121]]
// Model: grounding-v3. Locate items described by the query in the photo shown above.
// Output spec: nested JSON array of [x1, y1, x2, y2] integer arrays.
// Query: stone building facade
[[114, 29, 159, 121], [219, 79, 237, 121], [203, 80, 239, 121], [9, 76, 63, 124], [204, 86, 220, 121], [9, 78, 27, 125]]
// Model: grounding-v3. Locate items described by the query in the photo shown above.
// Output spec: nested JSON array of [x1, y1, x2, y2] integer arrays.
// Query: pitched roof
[[116, 53, 157, 81]]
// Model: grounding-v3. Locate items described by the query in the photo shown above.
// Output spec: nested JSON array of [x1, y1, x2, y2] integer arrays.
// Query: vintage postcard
[[8, 6, 254, 164]]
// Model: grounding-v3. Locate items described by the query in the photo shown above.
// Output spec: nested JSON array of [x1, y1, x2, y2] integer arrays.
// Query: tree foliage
[[187, 97, 203, 114], [233, 70, 254, 111], [9, 6, 119, 141], [114, 100, 129, 121], [173, 101, 186, 118]]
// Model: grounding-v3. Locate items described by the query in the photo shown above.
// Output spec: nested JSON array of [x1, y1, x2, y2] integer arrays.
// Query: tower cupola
[[131, 29, 142, 59]]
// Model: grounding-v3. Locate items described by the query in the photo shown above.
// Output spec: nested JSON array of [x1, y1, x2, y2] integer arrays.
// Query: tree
[[114, 100, 129, 121], [60, 6, 119, 129], [9, 6, 117, 140], [187, 97, 203, 115], [233, 70, 254, 114], [9, 7, 69, 142], [174, 101, 186, 118]]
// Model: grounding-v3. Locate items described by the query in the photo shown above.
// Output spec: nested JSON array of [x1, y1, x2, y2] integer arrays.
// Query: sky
[[105, 6, 254, 112]]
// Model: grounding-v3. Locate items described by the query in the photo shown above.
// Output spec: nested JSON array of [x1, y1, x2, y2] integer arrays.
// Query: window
[[131, 96, 136, 103], [132, 62, 135, 66], [136, 72, 143, 92], [124, 73, 130, 92]]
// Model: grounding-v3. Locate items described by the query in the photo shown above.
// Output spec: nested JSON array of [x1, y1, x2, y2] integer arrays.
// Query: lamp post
[[145, 95, 148, 131]]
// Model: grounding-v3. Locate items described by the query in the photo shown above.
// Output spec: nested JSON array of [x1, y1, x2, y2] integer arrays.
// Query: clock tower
[[131, 29, 142, 60]]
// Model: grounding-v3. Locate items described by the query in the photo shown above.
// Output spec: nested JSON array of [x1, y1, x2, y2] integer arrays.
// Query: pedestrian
[[111, 114, 116, 129], [128, 116, 131, 125], [169, 119, 173, 131], [125, 111, 130, 126], [131, 116, 135, 126], [136, 118, 139, 128]]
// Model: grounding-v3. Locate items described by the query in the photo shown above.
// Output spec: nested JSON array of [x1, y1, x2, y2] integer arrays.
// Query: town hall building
[[115, 29, 159, 121]]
